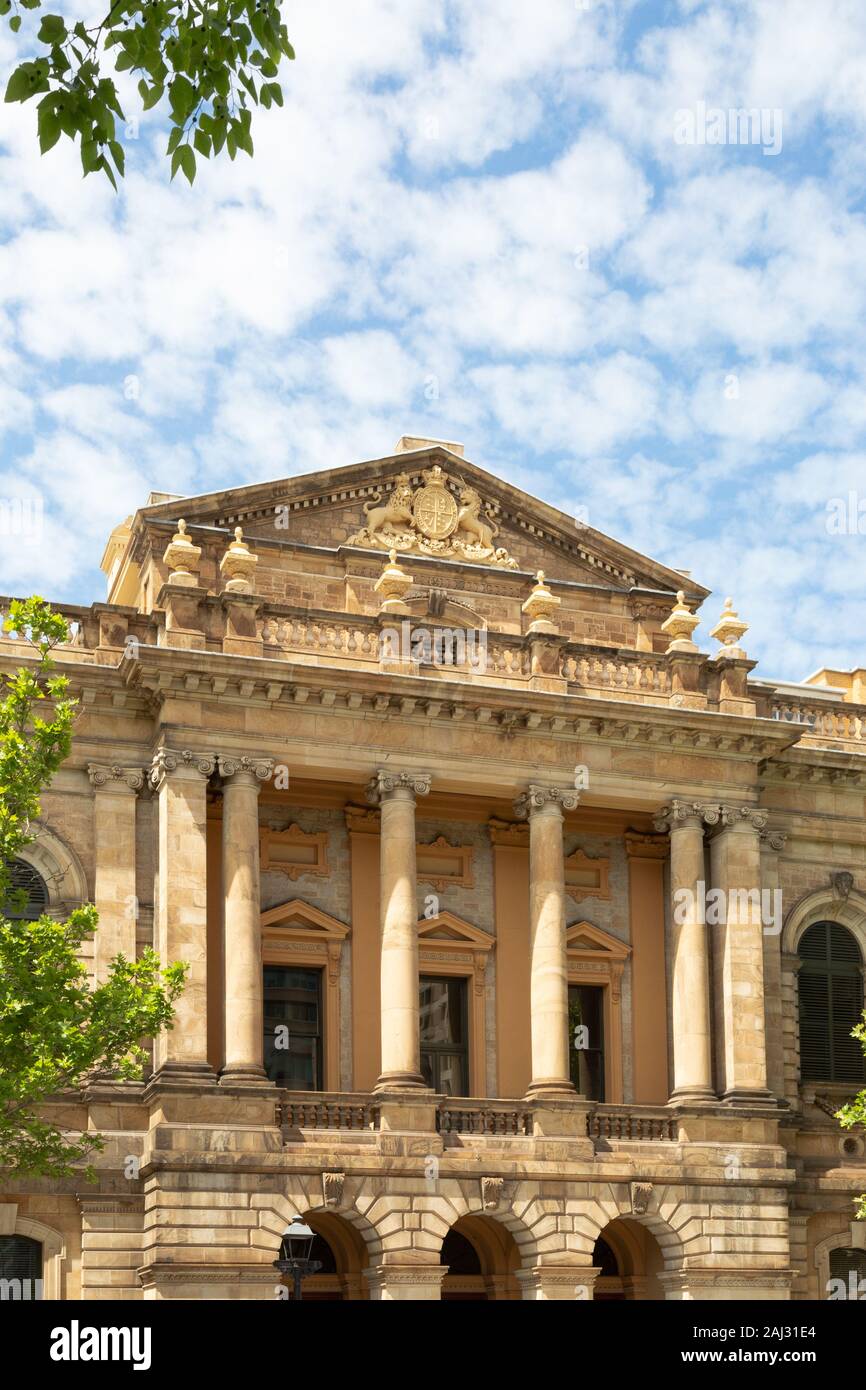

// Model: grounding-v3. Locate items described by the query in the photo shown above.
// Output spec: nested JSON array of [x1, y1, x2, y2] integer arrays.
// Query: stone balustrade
[[438, 1100, 533, 1136], [588, 1105, 677, 1143], [276, 1091, 382, 1132]]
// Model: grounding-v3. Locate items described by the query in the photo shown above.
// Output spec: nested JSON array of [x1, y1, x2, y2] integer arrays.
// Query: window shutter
[[798, 969, 831, 1081]]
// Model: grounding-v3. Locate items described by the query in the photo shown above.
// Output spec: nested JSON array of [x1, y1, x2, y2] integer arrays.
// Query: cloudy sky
[[1, 0, 865, 681]]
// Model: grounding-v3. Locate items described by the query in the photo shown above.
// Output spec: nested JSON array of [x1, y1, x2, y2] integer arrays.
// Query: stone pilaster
[[654, 800, 717, 1102], [760, 828, 787, 1102], [149, 748, 216, 1082], [516, 1266, 600, 1300], [87, 764, 144, 983], [708, 804, 772, 1105], [364, 1265, 447, 1300], [366, 768, 431, 1091], [514, 784, 579, 1100], [218, 755, 274, 1084]]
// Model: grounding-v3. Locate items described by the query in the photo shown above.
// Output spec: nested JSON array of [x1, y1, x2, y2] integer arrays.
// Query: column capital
[[217, 754, 274, 784], [760, 826, 787, 852], [365, 769, 431, 804], [513, 784, 579, 819], [149, 748, 216, 791], [87, 763, 144, 793], [653, 799, 718, 832], [715, 803, 769, 832]]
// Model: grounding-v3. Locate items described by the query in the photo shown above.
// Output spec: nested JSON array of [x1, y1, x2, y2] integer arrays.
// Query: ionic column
[[218, 755, 274, 1084], [654, 801, 716, 1102], [366, 769, 431, 1090], [87, 764, 144, 983], [709, 805, 771, 1104], [514, 784, 578, 1099], [149, 748, 216, 1081]]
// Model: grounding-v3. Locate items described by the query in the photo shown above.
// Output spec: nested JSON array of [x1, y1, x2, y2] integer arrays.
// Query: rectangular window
[[419, 976, 468, 1096], [263, 965, 323, 1090], [568, 983, 605, 1100]]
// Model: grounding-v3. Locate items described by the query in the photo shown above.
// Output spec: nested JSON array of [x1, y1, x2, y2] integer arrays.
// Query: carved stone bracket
[[831, 870, 854, 900], [322, 1171, 346, 1208], [630, 1182, 654, 1216], [481, 1176, 504, 1211]]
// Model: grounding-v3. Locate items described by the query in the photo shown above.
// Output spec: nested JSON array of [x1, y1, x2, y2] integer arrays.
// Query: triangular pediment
[[565, 920, 630, 961], [417, 910, 495, 952], [261, 899, 349, 940], [135, 444, 707, 601]]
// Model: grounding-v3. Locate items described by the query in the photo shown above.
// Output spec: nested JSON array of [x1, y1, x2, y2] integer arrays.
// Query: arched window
[[798, 921, 865, 1083], [828, 1246, 866, 1297], [0, 1235, 43, 1299], [3, 859, 49, 920]]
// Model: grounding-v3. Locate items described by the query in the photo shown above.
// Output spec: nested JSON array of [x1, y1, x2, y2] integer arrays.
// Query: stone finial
[[660, 590, 700, 653], [521, 569, 560, 635], [219, 525, 258, 594], [709, 596, 749, 658], [163, 518, 202, 587], [373, 547, 413, 615]]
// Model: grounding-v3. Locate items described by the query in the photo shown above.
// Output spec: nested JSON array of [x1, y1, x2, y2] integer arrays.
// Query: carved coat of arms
[[347, 465, 519, 568]]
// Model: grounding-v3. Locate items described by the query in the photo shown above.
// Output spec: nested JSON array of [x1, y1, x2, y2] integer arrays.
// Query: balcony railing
[[588, 1104, 677, 1142], [438, 1099, 532, 1137], [274, 1091, 679, 1144], [275, 1091, 381, 1132]]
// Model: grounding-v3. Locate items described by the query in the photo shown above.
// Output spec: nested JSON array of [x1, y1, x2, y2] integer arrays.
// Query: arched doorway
[[593, 1218, 665, 1300], [276, 1211, 369, 1301], [440, 1214, 521, 1300]]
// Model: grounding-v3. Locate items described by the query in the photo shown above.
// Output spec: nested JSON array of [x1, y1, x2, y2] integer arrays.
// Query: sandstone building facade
[[1, 436, 865, 1301]]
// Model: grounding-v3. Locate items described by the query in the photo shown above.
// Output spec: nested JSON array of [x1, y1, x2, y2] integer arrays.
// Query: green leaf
[[193, 127, 211, 158], [36, 13, 65, 42], [4, 66, 32, 104], [267, 82, 283, 108], [10, 16, 21, 33], [178, 143, 196, 185], [108, 139, 124, 176], [168, 73, 195, 119], [141, 82, 164, 112], [37, 107, 61, 154]]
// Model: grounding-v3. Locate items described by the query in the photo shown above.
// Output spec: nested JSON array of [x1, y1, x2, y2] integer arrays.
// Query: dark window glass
[[798, 922, 865, 1084], [263, 966, 322, 1090], [0, 1236, 42, 1299], [568, 984, 605, 1100], [828, 1247, 866, 1293], [2, 860, 49, 920], [419, 976, 468, 1096]]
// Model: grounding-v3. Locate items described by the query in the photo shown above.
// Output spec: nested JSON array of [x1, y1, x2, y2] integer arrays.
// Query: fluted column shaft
[[88, 765, 143, 983], [709, 806, 770, 1104], [219, 756, 273, 1083], [515, 784, 578, 1099], [150, 749, 215, 1080], [367, 769, 431, 1090], [655, 801, 715, 1102]]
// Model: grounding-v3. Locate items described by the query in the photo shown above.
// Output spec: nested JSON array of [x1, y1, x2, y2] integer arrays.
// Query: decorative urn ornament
[[219, 526, 258, 594], [374, 548, 414, 615], [709, 596, 749, 658], [661, 590, 700, 653], [162, 519, 201, 587], [522, 570, 561, 634]]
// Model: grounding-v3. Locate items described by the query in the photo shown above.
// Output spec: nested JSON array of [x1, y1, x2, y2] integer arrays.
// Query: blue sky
[[1, 0, 865, 681]]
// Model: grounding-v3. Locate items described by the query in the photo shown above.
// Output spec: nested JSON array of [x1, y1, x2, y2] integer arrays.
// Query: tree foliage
[[836, 1010, 866, 1221], [0, 597, 186, 1178], [2, 0, 294, 187]]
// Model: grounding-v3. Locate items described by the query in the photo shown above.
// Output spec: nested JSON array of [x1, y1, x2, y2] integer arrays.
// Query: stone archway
[[293, 1210, 370, 1301], [593, 1217, 666, 1300], [439, 1214, 521, 1300]]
